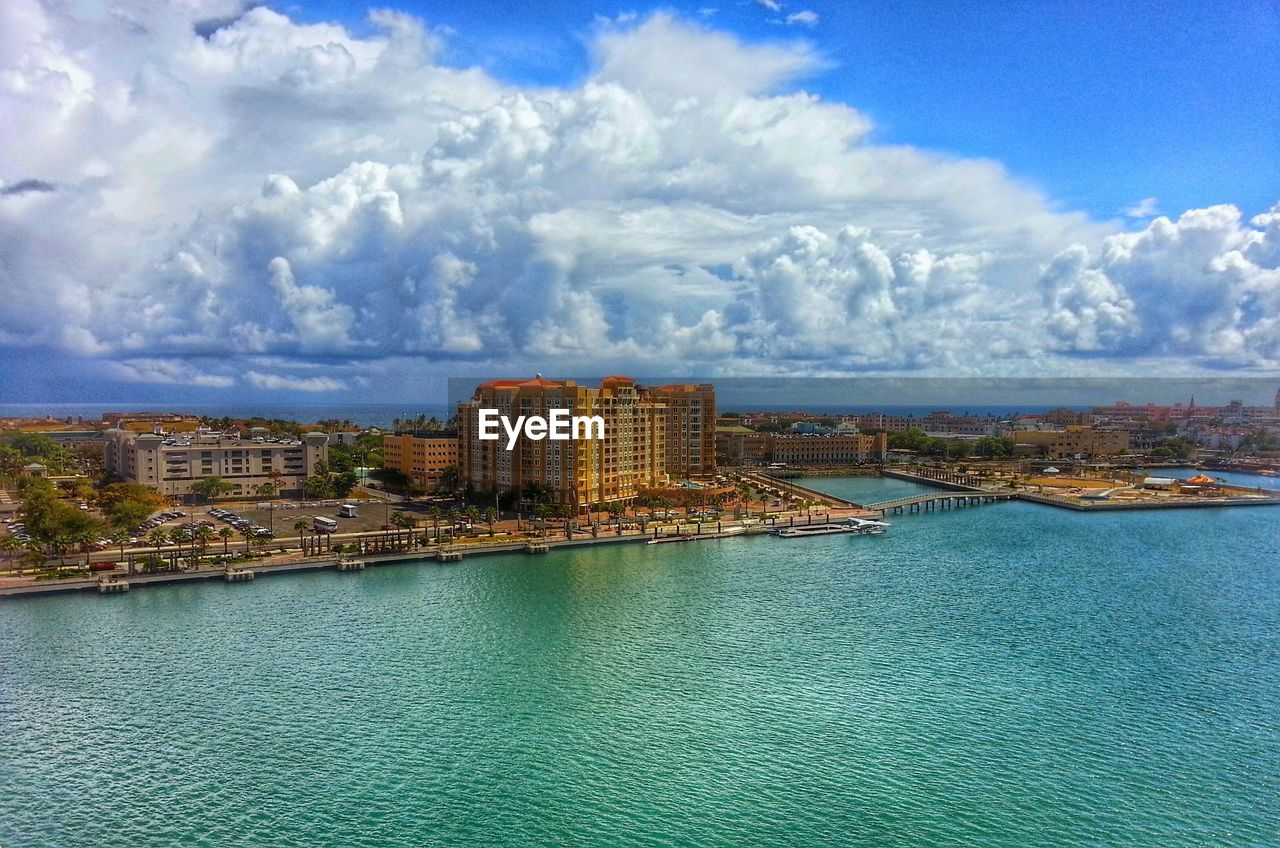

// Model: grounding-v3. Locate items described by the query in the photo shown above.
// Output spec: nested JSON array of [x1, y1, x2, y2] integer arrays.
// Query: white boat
[[773, 524, 859, 538], [647, 534, 696, 545], [772, 518, 889, 538]]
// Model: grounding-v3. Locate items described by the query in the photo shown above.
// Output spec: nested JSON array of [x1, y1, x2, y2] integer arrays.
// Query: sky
[[1, 0, 1278, 404]]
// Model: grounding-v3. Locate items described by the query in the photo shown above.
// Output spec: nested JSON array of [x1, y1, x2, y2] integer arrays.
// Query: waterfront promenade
[[0, 505, 883, 599]]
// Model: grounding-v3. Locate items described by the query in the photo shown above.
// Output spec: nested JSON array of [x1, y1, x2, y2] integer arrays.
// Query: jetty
[[867, 491, 1015, 514]]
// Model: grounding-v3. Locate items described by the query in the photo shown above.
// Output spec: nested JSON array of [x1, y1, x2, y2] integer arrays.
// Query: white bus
[[313, 516, 338, 532], [338, 503, 359, 518]]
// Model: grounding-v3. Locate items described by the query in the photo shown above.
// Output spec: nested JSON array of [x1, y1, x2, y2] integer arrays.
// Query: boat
[[772, 518, 889, 538], [647, 534, 696, 545], [773, 524, 860, 538]]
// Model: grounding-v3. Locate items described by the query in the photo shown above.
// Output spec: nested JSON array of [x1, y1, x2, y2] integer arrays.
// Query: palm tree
[[112, 530, 130, 572], [484, 507, 496, 536], [168, 528, 187, 568], [390, 510, 412, 546], [218, 526, 233, 556], [426, 506, 442, 542], [147, 528, 168, 558], [194, 525, 215, 563], [294, 520, 310, 554], [0, 535, 21, 572]]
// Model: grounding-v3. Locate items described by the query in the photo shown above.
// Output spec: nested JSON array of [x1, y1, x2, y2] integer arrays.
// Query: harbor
[[5, 484, 1277, 848]]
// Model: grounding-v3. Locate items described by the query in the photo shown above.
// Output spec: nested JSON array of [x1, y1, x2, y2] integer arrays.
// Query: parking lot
[[212, 498, 400, 537]]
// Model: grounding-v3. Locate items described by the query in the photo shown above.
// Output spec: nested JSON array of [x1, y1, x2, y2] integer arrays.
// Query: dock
[[868, 492, 1015, 514]]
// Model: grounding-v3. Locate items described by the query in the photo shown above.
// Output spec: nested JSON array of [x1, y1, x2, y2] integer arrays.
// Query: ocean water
[[2, 487, 1278, 847], [1, 402, 1088, 430], [0, 402, 452, 430]]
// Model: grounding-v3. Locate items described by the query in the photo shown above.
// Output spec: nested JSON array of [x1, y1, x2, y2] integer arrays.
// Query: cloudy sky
[[1, 0, 1278, 403]]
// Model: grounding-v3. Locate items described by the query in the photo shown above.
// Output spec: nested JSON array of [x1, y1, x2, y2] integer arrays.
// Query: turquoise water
[[2, 486, 1279, 847]]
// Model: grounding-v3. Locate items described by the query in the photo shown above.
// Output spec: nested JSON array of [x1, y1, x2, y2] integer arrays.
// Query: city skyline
[[2, 1, 1278, 404]]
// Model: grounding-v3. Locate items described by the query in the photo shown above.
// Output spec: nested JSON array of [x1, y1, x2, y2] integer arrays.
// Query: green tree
[[439, 465, 460, 494], [191, 476, 235, 504], [168, 528, 187, 565], [19, 480, 103, 565], [218, 526, 234, 556], [147, 528, 169, 552], [0, 535, 22, 571], [332, 471, 359, 498], [304, 476, 336, 499], [98, 483, 165, 532], [887, 427, 934, 454], [390, 510, 413, 544], [294, 520, 310, 552], [193, 525, 215, 559]]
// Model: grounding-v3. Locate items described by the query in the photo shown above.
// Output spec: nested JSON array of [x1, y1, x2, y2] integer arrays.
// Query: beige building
[[715, 425, 771, 466], [768, 433, 889, 465], [457, 375, 669, 510], [644, 383, 716, 479], [1011, 426, 1129, 458], [382, 434, 458, 491], [104, 427, 328, 499]]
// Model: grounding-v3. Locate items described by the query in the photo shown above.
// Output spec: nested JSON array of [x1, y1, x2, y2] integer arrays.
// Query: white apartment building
[[104, 426, 329, 499]]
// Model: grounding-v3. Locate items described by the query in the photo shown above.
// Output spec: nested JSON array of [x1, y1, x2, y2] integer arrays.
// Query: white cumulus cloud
[[0, 2, 1274, 394]]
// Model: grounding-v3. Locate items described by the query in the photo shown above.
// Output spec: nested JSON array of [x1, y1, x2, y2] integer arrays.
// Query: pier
[[868, 492, 1015, 514]]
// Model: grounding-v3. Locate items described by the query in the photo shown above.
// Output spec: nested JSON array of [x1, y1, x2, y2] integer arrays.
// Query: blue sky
[[1, 0, 1278, 403], [293, 0, 1280, 220]]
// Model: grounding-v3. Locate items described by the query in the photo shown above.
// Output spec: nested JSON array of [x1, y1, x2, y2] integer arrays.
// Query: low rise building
[[103, 427, 328, 499], [767, 433, 888, 465], [715, 426, 771, 466], [381, 434, 458, 491], [1011, 426, 1129, 458]]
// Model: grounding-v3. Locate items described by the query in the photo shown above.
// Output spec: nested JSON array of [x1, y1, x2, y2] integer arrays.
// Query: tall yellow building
[[644, 383, 716, 479], [457, 375, 669, 510]]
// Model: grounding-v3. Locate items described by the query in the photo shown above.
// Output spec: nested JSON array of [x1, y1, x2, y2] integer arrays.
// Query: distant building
[[103, 427, 328, 499], [767, 433, 888, 465], [715, 425, 770, 466], [382, 434, 458, 491], [29, 430, 105, 446], [1011, 426, 1129, 458]]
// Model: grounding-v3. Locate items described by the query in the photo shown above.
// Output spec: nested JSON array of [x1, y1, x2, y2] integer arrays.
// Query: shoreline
[[0, 520, 804, 599], [6, 466, 1278, 600]]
